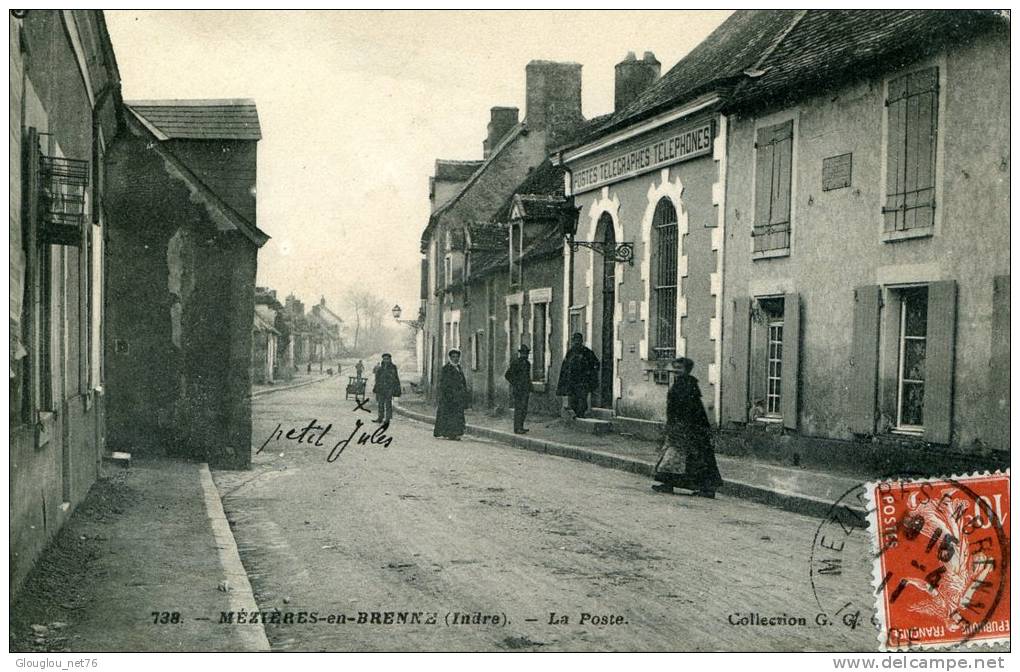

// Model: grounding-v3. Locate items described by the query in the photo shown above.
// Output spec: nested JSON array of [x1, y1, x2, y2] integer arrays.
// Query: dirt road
[[214, 378, 878, 651]]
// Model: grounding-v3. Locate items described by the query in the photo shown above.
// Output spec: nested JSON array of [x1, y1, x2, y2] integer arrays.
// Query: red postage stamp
[[866, 472, 1010, 650]]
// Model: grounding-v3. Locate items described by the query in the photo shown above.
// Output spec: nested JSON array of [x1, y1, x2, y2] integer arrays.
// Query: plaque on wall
[[822, 153, 852, 191]]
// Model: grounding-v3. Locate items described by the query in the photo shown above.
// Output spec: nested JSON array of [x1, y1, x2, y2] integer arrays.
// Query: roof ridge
[[126, 98, 257, 107], [744, 9, 808, 75]]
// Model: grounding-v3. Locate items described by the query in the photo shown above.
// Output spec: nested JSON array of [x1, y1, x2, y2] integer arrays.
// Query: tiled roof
[[468, 248, 509, 279], [730, 10, 1008, 109], [520, 228, 564, 263], [435, 159, 484, 182], [515, 195, 565, 221], [566, 11, 799, 146], [494, 160, 566, 222], [467, 221, 509, 251], [422, 123, 527, 250], [126, 99, 262, 141]]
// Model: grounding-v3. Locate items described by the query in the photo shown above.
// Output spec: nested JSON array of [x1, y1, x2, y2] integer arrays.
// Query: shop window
[[753, 120, 793, 255], [651, 198, 678, 361], [883, 67, 938, 237]]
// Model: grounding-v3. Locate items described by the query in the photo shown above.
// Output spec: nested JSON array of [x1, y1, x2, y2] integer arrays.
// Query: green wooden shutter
[[754, 128, 774, 231], [770, 122, 793, 228], [989, 276, 1010, 450], [924, 280, 956, 444], [885, 68, 937, 232], [850, 285, 881, 434], [781, 292, 800, 430], [723, 296, 751, 424]]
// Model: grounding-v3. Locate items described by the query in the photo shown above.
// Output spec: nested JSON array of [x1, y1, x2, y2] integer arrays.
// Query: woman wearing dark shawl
[[652, 357, 723, 498], [433, 349, 468, 440]]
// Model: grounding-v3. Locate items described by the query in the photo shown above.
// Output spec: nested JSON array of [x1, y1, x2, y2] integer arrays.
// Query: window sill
[[754, 415, 784, 424], [752, 248, 790, 261], [891, 427, 924, 437], [530, 381, 547, 393], [882, 228, 933, 243]]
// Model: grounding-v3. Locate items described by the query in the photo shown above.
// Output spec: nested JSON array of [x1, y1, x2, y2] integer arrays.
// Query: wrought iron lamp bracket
[[569, 240, 634, 266]]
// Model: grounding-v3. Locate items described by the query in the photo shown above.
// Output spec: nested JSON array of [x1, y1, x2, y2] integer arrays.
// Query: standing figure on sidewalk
[[556, 333, 600, 418], [371, 353, 401, 425], [505, 344, 532, 434], [652, 357, 723, 498], [355, 359, 364, 380], [433, 349, 468, 440]]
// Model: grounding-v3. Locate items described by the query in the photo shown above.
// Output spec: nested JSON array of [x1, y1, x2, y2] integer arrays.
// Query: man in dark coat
[[372, 353, 401, 424], [556, 332, 600, 418], [652, 357, 723, 498], [434, 349, 468, 440], [505, 344, 532, 434]]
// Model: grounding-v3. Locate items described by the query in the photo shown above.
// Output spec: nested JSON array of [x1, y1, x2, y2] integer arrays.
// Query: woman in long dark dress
[[652, 357, 723, 498], [434, 349, 468, 440]]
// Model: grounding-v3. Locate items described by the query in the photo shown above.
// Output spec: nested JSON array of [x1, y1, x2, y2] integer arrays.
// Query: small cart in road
[[346, 376, 367, 400]]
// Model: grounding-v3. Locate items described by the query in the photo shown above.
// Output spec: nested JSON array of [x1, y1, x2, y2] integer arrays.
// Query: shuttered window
[[851, 281, 956, 443], [850, 286, 881, 435], [652, 198, 678, 360], [988, 276, 1009, 450], [747, 294, 800, 428], [883, 67, 938, 233], [753, 120, 793, 253], [722, 296, 751, 424]]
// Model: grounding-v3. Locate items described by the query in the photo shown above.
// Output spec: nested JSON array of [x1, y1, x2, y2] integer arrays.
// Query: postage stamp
[[865, 471, 1010, 651]]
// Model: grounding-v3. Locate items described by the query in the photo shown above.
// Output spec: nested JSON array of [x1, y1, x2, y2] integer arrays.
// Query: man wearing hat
[[505, 343, 533, 434]]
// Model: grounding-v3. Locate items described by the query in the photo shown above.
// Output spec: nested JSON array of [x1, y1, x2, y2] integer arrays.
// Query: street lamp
[[392, 304, 424, 330]]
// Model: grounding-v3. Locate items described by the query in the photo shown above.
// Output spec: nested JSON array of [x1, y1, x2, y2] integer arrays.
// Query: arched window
[[652, 198, 678, 361]]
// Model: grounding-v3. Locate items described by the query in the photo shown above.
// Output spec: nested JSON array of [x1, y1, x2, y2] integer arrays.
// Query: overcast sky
[[105, 10, 731, 324]]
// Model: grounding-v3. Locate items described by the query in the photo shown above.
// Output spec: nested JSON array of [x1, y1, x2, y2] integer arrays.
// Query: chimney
[[483, 106, 520, 159], [525, 60, 583, 150], [615, 51, 660, 112]]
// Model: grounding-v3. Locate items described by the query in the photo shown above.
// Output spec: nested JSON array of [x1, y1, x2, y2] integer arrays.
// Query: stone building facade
[[104, 99, 269, 469], [9, 9, 121, 594], [421, 60, 585, 396], [717, 10, 1010, 475]]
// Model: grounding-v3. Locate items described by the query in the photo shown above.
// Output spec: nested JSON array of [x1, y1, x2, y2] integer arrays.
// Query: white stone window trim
[[527, 287, 553, 385], [878, 54, 946, 244], [749, 111, 799, 261], [638, 168, 687, 363]]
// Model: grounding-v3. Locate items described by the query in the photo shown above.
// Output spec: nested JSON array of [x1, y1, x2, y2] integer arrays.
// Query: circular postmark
[[810, 472, 1009, 650]]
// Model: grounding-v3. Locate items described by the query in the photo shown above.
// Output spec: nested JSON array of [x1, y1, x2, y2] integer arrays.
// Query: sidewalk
[[10, 458, 269, 652], [251, 370, 331, 398], [395, 399, 868, 521]]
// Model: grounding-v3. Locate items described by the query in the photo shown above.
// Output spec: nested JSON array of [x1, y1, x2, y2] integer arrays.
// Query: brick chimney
[[483, 106, 520, 159], [525, 60, 583, 150], [615, 51, 660, 112]]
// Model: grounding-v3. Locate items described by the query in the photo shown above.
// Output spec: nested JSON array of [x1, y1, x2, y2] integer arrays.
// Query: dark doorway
[[597, 214, 615, 408]]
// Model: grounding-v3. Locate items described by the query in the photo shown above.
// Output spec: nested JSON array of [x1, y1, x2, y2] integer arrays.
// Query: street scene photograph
[[7, 8, 1011, 661]]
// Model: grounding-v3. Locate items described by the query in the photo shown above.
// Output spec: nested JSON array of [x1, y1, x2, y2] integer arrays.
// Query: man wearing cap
[[371, 353, 401, 425], [505, 344, 532, 434]]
